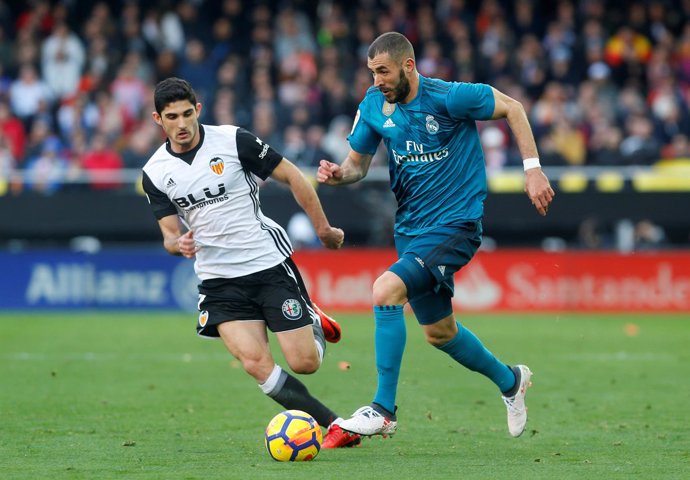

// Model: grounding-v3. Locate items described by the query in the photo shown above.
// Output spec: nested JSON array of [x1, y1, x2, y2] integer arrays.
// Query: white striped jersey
[[142, 124, 293, 279]]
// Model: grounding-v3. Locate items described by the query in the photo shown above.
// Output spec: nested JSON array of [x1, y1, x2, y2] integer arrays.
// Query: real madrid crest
[[382, 101, 396, 116], [209, 157, 225, 175], [426, 115, 439, 135]]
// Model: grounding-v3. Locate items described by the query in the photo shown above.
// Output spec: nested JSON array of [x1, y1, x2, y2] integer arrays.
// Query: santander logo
[[295, 250, 690, 312], [453, 261, 502, 309]]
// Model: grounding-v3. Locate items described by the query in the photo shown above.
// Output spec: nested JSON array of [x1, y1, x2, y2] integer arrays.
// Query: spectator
[[220, 0, 250, 56], [650, 88, 690, 145], [0, 25, 14, 72], [281, 124, 307, 167], [511, 0, 544, 39], [661, 133, 690, 160], [210, 86, 236, 125], [251, 100, 282, 150], [141, 4, 185, 55], [302, 124, 333, 168], [215, 56, 249, 119], [209, 16, 234, 65], [620, 113, 662, 165], [0, 0, 689, 190], [80, 132, 123, 190], [24, 136, 68, 194], [634, 219, 667, 250], [480, 125, 507, 172], [84, 33, 115, 87], [56, 91, 99, 140], [120, 122, 159, 169], [0, 133, 16, 177], [175, 0, 211, 45], [93, 90, 126, 141], [286, 212, 320, 249], [177, 38, 217, 102], [604, 25, 652, 87], [514, 34, 547, 99], [321, 115, 353, 165], [0, 100, 27, 162], [23, 117, 53, 162], [417, 40, 453, 80], [16, 0, 53, 38], [577, 217, 614, 249], [589, 124, 625, 166], [273, 6, 317, 63], [110, 59, 150, 130], [153, 49, 178, 83], [548, 116, 588, 166], [41, 21, 85, 100], [8, 63, 52, 130], [676, 23, 690, 85]]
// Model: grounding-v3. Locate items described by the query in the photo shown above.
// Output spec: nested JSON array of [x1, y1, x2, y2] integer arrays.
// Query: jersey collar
[[165, 123, 205, 165]]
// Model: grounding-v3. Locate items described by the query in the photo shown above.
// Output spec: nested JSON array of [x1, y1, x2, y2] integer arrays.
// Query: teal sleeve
[[446, 83, 495, 121], [347, 107, 380, 155]]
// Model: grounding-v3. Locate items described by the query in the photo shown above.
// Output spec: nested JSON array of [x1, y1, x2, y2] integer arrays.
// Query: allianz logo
[[24, 261, 198, 310], [26, 263, 169, 305]]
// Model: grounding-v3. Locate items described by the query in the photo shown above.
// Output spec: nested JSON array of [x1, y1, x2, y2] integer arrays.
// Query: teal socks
[[436, 321, 516, 393], [372, 305, 406, 413]]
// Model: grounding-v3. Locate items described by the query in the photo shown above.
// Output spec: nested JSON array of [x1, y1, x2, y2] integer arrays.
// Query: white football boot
[[339, 405, 397, 436], [502, 365, 533, 437]]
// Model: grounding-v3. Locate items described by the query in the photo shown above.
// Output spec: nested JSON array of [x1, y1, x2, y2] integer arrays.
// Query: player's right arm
[[157, 215, 198, 258], [316, 150, 373, 186], [318, 103, 379, 186], [142, 171, 197, 258]]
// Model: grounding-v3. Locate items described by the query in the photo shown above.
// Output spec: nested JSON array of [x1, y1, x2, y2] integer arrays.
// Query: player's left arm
[[270, 158, 345, 250], [490, 87, 555, 216]]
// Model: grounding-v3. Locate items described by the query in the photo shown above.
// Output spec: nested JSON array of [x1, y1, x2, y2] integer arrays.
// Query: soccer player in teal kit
[[317, 32, 555, 438]]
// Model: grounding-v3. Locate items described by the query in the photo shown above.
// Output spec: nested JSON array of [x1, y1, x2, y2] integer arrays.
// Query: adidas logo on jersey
[[383, 118, 396, 128], [166, 177, 176, 188]]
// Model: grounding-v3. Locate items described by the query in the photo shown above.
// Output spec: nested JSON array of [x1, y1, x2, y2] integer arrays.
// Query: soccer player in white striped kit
[[142, 77, 360, 448]]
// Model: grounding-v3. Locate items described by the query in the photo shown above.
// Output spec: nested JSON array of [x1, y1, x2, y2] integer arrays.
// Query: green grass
[[1, 312, 688, 479]]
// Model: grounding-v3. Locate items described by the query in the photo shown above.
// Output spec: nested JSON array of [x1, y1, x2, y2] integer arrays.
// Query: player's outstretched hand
[[317, 159, 342, 185], [177, 230, 200, 258], [524, 169, 555, 216], [318, 226, 345, 250]]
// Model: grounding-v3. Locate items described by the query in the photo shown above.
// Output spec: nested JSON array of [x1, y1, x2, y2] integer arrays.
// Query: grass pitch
[[1, 311, 688, 479]]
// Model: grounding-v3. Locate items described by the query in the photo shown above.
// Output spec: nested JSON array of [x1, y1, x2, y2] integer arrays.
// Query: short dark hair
[[367, 32, 415, 63], [153, 77, 198, 114]]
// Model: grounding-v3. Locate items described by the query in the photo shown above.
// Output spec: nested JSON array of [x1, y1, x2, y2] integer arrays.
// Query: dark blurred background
[[0, 0, 689, 252]]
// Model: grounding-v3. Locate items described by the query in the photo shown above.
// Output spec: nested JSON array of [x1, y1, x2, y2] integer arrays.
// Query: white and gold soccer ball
[[264, 410, 322, 462]]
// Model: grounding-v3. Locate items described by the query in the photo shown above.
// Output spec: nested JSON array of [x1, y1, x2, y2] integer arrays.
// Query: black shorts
[[195, 257, 316, 338]]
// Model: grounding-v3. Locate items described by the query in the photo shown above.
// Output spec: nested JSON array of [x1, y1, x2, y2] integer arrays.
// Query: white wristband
[[523, 157, 541, 171]]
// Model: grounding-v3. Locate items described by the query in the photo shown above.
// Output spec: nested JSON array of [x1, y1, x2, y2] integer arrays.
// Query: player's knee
[[423, 320, 457, 347], [426, 333, 453, 348], [242, 356, 275, 382], [286, 353, 320, 375], [372, 273, 406, 306]]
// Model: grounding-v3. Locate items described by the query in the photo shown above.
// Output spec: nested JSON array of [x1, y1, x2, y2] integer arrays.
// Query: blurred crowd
[[0, 0, 690, 195]]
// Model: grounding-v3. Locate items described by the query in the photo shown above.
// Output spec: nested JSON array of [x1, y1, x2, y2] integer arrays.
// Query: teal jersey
[[348, 75, 495, 235]]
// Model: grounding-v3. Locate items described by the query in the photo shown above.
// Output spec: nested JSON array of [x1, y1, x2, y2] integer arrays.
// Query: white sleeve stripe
[[244, 170, 293, 257]]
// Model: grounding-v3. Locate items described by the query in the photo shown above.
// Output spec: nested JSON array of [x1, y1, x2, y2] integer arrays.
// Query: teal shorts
[[388, 221, 482, 325]]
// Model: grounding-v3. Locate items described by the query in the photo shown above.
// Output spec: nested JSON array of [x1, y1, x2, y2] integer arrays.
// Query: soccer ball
[[264, 410, 322, 462]]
